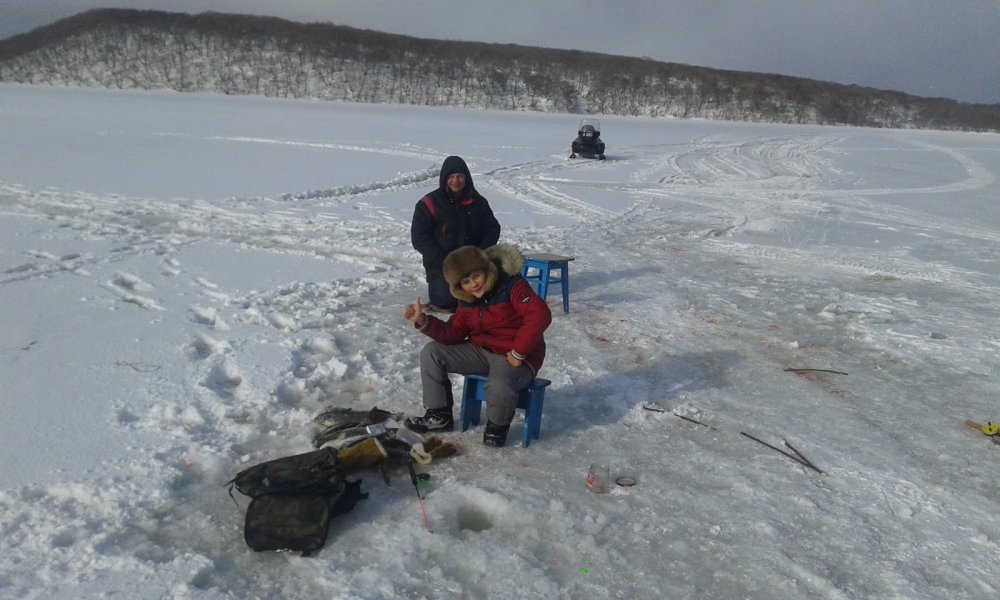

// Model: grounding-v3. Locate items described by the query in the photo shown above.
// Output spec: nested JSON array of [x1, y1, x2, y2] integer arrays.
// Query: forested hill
[[2, 8, 998, 132]]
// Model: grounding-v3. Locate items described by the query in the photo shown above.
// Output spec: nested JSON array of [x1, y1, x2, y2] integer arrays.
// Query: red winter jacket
[[418, 275, 552, 374]]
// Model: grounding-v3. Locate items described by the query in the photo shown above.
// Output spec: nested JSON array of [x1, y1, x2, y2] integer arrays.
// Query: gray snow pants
[[420, 341, 534, 427]]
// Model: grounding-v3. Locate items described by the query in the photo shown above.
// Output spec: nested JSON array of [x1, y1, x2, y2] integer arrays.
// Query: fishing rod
[[407, 460, 433, 533]]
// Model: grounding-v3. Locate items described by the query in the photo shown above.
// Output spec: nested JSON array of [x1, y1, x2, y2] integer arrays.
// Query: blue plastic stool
[[459, 374, 552, 447], [521, 253, 575, 313]]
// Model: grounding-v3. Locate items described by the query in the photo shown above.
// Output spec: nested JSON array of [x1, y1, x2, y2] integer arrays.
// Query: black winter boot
[[404, 408, 453, 433], [483, 420, 510, 447]]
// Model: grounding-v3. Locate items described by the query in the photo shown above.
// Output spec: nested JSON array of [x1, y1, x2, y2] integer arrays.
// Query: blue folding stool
[[520, 253, 575, 313]]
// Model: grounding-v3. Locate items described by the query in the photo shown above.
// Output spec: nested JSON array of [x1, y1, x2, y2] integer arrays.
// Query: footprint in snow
[[99, 280, 164, 311], [113, 271, 153, 292], [194, 276, 218, 290], [203, 358, 243, 397], [162, 256, 182, 277], [121, 294, 165, 311], [190, 305, 230, 330], [193, 276, 231, 302], [191, 332, 229, 359], [11, 250, 89, 276]]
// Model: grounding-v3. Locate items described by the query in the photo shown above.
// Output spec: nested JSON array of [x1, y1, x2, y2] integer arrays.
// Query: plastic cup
[[586, 463, 610, 493], [394, 428, 425, 446]]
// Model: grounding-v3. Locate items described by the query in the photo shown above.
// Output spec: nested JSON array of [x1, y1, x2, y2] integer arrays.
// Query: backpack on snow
[[227, 446, 367, 555]]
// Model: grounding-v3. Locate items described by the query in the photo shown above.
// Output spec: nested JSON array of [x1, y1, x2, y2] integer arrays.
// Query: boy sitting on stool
[[403, 244, 552, 447]]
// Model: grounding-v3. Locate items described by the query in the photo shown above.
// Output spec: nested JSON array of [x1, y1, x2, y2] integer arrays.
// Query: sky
[[3, 83, 1000, 598], [0, 0, 998, 105]]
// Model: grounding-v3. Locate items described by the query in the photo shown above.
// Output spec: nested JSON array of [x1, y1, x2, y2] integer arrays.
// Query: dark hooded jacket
[[411, 156, 501, 275], [417, 245, 551, 375]]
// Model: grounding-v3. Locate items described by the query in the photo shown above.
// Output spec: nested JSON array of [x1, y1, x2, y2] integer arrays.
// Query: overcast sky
[[1, 0, 997, 104]]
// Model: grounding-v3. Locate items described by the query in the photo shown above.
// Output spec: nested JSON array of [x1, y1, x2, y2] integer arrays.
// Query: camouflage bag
[[228, 447, 367, 555]]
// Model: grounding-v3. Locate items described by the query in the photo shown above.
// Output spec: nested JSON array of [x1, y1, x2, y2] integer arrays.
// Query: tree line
[[2, 8, 998, 132]]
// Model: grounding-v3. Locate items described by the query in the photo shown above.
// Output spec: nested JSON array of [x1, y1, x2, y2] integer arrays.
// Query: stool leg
[[522, 396, 533, 447], [561, 264, 570, 313], [531, 395, 543, 440], [521, 391, 544, 447], [460, 378, 483, 431], [538, 265, 549, 300], [459, 379, 472, 431]]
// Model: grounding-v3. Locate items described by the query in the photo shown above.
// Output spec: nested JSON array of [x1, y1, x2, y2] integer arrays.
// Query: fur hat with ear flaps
[[443, 244, 525, 303]]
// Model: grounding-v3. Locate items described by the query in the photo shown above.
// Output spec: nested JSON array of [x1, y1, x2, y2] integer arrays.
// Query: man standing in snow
[[411, 156, 501, 312]]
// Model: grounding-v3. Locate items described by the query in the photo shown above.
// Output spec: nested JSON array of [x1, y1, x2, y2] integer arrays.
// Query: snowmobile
[[570, 118, 606, 160]]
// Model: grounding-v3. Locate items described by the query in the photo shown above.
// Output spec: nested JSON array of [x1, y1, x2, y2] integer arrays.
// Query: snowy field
[[2, 83, 1000, 599]]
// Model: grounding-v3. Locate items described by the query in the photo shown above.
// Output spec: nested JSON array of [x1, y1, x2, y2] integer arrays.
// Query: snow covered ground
[[2, 83, 1000, 599]]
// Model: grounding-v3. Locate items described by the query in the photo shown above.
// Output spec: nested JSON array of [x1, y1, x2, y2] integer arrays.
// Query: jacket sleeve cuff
[[510, 349, 527, 361]]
